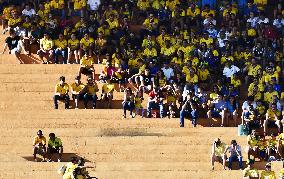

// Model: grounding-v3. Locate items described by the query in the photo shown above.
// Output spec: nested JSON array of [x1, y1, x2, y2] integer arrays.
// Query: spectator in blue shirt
[[202, 0, 216, 9], [226, 96, 239, 126], [207, 94, 228, 127]]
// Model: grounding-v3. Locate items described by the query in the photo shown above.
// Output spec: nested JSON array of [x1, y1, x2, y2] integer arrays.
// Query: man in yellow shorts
[[211, 138, 227, 170]]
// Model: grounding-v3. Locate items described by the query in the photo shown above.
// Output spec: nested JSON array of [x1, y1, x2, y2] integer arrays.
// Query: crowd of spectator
[[2, 0, 284, 130], [212, 137, 284, 178], [4, 0, 284, 176]]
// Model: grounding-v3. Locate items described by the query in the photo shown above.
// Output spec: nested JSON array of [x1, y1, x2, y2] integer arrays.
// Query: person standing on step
[[84, 77, 98, 109], [71, 76, 86, 109], [122, 87, 135, 118], [224, 139, 243, 170], [179, 98, 198, 127], [47, 133, 63, 162], [54, 76, 70, 109], [33, 130, 47, 162], [211, 138, 227, 170]]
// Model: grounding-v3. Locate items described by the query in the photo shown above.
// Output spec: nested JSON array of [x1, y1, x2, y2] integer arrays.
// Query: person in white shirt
[[258, 14, 269, 24], [217, 31, 228, 48], [224, 140, 243, 170], [223, 61, 240, 78], [22, 4, 36, 18], [87, 0, 101, 11], [203, 14, 216, 28], [273, 14, 284, 29], [161, 63, 174, 81], [247, 12, 259, 28]]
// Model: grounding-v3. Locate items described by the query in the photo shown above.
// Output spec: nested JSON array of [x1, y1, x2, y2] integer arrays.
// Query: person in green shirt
[[47, 133, 63, 162]]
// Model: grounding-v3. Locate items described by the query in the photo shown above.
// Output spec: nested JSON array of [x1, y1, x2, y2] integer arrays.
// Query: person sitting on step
[[33, 130, 47, 162], [47, 133, 63, 162], [211, 138, 227, 170], [54, 76, 70, 109]]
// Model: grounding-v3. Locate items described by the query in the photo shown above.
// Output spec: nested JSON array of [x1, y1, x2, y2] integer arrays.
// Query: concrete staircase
[[0, 33, 251, 179]]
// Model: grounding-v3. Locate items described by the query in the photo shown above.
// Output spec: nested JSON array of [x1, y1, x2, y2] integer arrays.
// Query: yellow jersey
[[86, 84, 98, 95], [71, 83, 85, 93], [51, 0, 64, 9], [214, 142, 226, 157], [266, 109, 281, 120], [102, 83, 115, 93], [40, 38, 54, 50], [80, 37, 94, 49], [68, 39, 79, 50], [260, 170, 276, 179], [54, 39, 67, 49], [33, 136, 47, 145], [55, 83, 69, 95], [264, 91, 279, 103], [80, 56, 94, 68], [63, 162, 78, 179]]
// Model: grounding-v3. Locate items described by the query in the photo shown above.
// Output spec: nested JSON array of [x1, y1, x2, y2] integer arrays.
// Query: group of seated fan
[[211, 136, 284, 178], [2, 0, 284, 134]]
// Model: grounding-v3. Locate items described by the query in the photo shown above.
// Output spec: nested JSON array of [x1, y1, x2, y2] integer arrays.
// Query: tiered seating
[[0, 45, 251, 178]]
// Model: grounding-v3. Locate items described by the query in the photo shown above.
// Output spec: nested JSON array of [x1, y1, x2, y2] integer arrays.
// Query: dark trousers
[[228, 155, 243, 169], [54, 49, 67, 64], [84, 94, 97, 108], [54, 95, 70, 109], [147, 101, 164, 118], [123, 101, 135, 116], [180, 110, 198, 127]]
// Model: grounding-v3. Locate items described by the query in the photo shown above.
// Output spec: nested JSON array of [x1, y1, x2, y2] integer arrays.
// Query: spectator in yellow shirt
[[264, 104, 281, 135], [50, 0, 65, 19], [71, 76, 86, 109], [260, 163, 276, 179], [79, 33, 94, 59], [143, 44, 157, 58], [137, 0, 150, 11], [79, 54, 95, 80], [95, 32, 107, 63], [68, 33, 80, 64], [264, 85, 279, 104], [72, 0, 86, 17], [84, 77, 98, 109], [33, 130, 47, 162], [37, 33, 54, 64], [54, 33, 68, 64], [106, 14, 119, 30], [101, 79, 115, 108], [54, 76, 70, 109]]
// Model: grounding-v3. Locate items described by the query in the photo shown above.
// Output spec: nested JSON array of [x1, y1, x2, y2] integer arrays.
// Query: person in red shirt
[[146, 87, 164, 118]]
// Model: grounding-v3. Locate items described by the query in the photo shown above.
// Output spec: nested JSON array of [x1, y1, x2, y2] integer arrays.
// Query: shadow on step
[[22, 153, 90, 162], [98, 128, 164, 137], [68, 99, 124, 109]]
